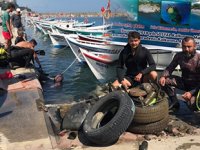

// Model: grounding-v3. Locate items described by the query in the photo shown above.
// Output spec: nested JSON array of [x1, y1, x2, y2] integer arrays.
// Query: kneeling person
[[9, 39, 42, 68], [112, 31, 157, 90]]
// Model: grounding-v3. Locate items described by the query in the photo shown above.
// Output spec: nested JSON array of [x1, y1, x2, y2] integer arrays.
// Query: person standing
[[11, 8, 23, 41], [112, 31, 157, 90], [1, 3, 15, 50], [159, 36, 200, 111]]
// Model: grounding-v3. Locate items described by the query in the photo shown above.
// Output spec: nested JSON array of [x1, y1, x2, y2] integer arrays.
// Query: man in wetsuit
[[8, 39, 42, 68], [112, 31, 157, 90], [159, 36, 200, 111]]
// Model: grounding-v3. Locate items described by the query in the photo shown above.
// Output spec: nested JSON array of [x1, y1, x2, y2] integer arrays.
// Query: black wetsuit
[[8, 46, 34, 67], [116, 44, 156, 85], [161, 51, 200, 97]]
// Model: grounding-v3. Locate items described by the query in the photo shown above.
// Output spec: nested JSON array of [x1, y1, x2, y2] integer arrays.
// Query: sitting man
[[15, 29, 25, 44], [112, 31, 157, 91], [159, 36, 200, 111], [8, 39, 42, 68]]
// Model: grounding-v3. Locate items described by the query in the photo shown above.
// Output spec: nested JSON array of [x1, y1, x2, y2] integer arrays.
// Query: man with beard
[[112, 31, 157, 91], [159, 36, 200, 111]]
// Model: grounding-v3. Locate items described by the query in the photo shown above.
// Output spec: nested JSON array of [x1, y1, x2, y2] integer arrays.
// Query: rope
[[196, 90, 200, 110], [61, 58, 77, 75]]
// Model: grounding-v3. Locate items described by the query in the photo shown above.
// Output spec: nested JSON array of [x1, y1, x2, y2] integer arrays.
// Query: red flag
[[101, 7, 105, 13], [107, 0, 111, 9]]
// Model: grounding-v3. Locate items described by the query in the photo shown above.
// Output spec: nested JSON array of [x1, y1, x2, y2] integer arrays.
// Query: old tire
[[78, 124, 96, 146], [133, 98, 169, 124], [80, 91, 135, 146], [128, 115, 169, 134]]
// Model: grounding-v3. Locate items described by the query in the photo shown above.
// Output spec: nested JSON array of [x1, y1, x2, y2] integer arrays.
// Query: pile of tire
[[127, 84, 169, 134], [78, 91, 135, 146]]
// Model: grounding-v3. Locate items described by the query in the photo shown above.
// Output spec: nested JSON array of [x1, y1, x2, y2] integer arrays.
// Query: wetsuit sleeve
[[189, 85, 200, 96], [161, 53, 179, 77], [141, 49, 156, 75], [116, 50, 126, 82]]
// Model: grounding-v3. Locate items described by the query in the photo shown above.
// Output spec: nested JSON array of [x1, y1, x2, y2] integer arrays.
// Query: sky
[[17, 0, 109, 13]]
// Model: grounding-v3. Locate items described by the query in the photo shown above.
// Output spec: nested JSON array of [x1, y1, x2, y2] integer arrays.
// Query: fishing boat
[[77, 33, 111, 43], [49, 32, 68, 48], [54, 24, 111, 36], [75, 28, 110, 36], [65, 34, 125, 63], [64, 34, 84, 62], [73, 21, 95, 28], [80, 47, 117, 83]]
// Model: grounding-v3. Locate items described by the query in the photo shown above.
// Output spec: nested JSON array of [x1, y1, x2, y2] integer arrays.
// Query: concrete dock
[[0, 67, 58, 150]]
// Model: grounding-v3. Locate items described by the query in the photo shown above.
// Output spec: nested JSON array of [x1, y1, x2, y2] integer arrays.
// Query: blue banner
[[110, 0, 200, 49]]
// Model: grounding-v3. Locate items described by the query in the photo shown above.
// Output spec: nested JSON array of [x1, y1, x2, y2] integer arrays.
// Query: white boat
[[54, 23, 112, 35], [49, 32, 68, 48], [80, 47, 117, 83], [34, 22, 43, 32], [73, 21, 95, 28], [65, 34, 125, 63], [77, 33, 111, 43], [87, 24, 112, 30], [39, 23, 53, 35], [67, 35, 125, 53], [64, 34, 84, 62], [75, 28, 110, 36]]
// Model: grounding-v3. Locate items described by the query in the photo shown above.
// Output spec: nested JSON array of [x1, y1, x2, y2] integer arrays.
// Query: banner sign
[[111, 0, 200, 49]]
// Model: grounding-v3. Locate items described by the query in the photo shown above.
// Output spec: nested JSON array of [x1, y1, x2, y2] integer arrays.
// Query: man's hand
[[121, 78, 131, 91], [134, 73, 142, 82], [10, 33, 13, 39], [159, 77, 166, 86], [182, 92, 192, 101]]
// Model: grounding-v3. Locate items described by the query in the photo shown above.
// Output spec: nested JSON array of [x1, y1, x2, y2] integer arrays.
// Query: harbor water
[[25, 17, 109, 102]]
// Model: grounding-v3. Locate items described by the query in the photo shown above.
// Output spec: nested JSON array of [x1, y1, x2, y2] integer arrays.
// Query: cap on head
[[16, 8, 21, 12]]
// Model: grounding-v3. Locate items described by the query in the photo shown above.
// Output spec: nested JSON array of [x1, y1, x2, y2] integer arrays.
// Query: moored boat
[[80, 47, 117, 83]]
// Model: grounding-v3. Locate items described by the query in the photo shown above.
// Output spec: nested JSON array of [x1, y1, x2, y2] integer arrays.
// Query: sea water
[[25, 17, 107, 102]]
